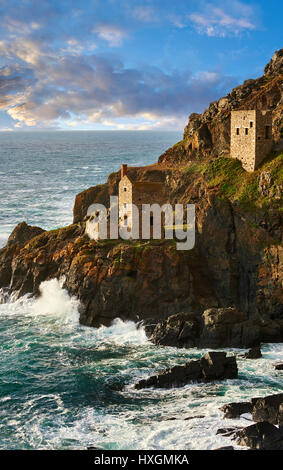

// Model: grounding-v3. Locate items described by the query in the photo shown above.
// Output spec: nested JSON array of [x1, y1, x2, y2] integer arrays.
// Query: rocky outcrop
[[149, 307, 281, 349], [220, 393, 283, 426], [134, 352, 238, 389], [252, 393, 283, 425], [7, 222, 45, 247], [0, 51, 282, 348], [220, 402, 253, 419], [235, 421, 283, 450], [159, 48, 283, 166], [243, 346, 262, 359]]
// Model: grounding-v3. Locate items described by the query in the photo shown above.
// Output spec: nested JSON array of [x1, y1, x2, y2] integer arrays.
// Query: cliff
[[158, 49, 283, 166], [0, 49, 282, 348]]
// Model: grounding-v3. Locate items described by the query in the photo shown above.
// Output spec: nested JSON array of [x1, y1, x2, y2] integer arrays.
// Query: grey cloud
[[0, 38, 237, 127]]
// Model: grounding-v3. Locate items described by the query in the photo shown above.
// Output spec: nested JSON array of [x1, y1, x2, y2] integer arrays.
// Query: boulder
[[252, 393, 283, 425], [236, 421, 283, 450], [274, 363, 283, 370], [200, 308, 247, 348], [149, 311, 200, 348], [220, 402, 253, 419], [200, 352, 238, 380], [134, 352, 237, 389], [244, 346, 262, 359]]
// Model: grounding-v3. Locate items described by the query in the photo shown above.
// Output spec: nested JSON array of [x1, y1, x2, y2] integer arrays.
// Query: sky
[[0, 0, 282, 131]]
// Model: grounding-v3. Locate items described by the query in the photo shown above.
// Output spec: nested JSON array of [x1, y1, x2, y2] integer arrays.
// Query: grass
[[203, 152, 283, 210]]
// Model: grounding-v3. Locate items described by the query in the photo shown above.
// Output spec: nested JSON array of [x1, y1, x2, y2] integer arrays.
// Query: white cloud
[[93, 24, 128, 47], [0, 35, 236, 130], [189, 1, 256, 37], [133, 6, 156, 23]]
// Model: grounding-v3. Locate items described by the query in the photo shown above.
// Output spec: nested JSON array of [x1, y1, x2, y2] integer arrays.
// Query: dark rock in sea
[[214, 446, 235, 451], [109, 383, 125, 392], [134, 352, 238, 389], [216, 427, 242, 437], [87, 447, 102, 450], [163, 414, 205, 421], [274, 363, 283, 370], [149, 311, 200, 348], [220, 402, 253, 419], [252, 393, 283, 425], [243, 346, 262, 359], [236, 421, 283, 450]]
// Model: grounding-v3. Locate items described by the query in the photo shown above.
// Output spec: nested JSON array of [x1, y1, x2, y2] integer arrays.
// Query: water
[[0, 131, 282, 450], [0, 131, 180, 248]]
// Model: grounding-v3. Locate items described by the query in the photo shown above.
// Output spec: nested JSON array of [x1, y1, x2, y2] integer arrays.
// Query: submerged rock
[[216, 427, 241, 437], [134, 352, 238, 389]]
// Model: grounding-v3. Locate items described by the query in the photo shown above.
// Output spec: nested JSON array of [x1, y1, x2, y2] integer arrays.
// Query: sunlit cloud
[[93, 24, 128, 47], [189, 1, 257, 37]]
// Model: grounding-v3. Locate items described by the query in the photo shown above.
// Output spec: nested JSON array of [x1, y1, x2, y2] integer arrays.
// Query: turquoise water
[[0, 131, 282, 450]]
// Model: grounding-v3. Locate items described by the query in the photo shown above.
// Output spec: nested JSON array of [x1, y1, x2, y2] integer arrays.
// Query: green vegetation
[[182, 161, 206, 176], [201, 153, 282, 210]]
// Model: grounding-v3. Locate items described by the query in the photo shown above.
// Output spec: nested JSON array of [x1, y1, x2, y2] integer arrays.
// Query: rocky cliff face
[[0, 50, 282, 348], [158, 48, 283, 166]]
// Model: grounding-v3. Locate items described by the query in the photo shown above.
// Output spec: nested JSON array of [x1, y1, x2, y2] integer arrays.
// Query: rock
[[7, 222, 45, 247], [244, 346, 262, 359], [236, 421, 283, 450], [252, 393, 283, 425], [214, 446, 234, 450], [134, 352, 237, 389], [200, 308, 247, 348], [216, 427, 242, 437], [149, 311, 200, 348], [220, 402, 253, 419], [274, 363, 283, 370], [200, 352, 238, 380]]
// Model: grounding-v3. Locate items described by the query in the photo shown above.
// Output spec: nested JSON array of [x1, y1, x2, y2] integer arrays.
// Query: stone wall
[[255, 110, 273, 167], [231, 110, 273, 172], [231, 110, 256, 172]]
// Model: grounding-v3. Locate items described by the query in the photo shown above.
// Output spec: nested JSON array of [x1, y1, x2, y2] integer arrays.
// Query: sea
[[0, 131, 282, 450]]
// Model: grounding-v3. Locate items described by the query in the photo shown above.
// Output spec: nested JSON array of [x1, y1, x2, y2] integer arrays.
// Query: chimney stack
[[121, 164, 127, 177]]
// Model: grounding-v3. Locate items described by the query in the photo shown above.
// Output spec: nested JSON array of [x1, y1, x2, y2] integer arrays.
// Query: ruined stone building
[[230, 110, 273, 172], [119, 164, 166, 238]]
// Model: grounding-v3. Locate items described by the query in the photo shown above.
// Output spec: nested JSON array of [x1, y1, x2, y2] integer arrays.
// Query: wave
[[0, 278, 148, 345]]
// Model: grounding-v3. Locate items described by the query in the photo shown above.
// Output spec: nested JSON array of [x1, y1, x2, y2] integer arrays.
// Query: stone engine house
[[119, 164, 166, 237], [230, 110, 273, 172]]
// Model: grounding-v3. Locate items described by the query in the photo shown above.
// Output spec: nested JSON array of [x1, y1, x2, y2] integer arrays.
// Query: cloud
[[0, 36, 236, 129], [93, 24, 128, 47], [189, 1, 256, 37], [133, 6, 156, 23]]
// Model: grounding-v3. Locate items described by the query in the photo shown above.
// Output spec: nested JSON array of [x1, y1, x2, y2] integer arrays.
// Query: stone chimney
[[121, 164, 127, 177]]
